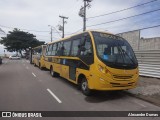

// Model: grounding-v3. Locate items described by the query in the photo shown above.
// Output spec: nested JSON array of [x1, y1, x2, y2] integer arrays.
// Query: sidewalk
[[126, 76, 160, 106]]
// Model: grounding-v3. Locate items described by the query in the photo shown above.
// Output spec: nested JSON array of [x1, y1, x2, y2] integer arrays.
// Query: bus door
[[69, 37, 82, 81], [68, 60, 77, 81]]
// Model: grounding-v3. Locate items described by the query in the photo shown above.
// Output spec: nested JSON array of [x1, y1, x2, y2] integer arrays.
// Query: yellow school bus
[[32, 45, 46, 69], [44, 30, 139, 95]]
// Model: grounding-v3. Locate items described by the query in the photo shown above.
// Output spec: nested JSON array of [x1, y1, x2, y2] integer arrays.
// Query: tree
[[0, 28, 45, 56]]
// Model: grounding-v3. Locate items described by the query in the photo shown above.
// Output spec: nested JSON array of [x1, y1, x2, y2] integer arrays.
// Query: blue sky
[[0, 0, 160, 54]]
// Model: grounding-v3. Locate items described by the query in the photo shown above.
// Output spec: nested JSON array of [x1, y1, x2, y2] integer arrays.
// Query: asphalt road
[[0, 59, 160, 120]]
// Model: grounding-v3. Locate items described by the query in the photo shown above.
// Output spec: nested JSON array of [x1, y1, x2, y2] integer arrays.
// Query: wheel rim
[[82, 81, 87, 91]]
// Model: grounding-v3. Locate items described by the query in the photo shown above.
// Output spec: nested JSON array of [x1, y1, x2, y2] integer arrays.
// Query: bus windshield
[[92, 32, 138, 69]]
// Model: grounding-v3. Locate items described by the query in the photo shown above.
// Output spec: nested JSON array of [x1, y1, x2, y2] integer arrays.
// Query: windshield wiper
[[118, 46, 136, 65]]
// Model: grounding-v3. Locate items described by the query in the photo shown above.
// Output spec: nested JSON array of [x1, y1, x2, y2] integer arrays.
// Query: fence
[[135, 50, 160, 78]]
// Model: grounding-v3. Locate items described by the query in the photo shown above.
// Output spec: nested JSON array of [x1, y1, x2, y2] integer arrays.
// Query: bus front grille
[[112, 75, 133, 81]]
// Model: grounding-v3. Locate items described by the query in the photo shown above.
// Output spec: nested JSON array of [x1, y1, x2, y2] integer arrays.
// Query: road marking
[[47, 88, 62, 103], [134, 101, 146, 108], [32, 72, 36, 77]]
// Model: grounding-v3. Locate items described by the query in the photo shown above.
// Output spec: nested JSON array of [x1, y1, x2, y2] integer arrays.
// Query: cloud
[[0, 0, 160, 54]]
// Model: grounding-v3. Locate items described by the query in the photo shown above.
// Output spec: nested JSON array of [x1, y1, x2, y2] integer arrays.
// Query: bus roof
[[32, 45, 47, 49], [47, 30, 113, 45]]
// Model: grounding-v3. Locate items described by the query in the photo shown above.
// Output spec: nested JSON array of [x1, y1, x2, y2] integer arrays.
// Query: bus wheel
[[81, 78, 92, 96], [34, 63, 36, 67], [50, 66, 58, 77]]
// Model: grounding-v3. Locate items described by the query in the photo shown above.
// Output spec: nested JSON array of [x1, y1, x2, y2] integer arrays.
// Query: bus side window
[[48, 44, 53, 56], [71, 39, 80, 56], [83, 37, 93, 56], [79, 33, 94, 65], [45, 45, 49, 56], [56, 42, 64, 56], [52, 43, 57, 56], [63, 40, 71, 56]]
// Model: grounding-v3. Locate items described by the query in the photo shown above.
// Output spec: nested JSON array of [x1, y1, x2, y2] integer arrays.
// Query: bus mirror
[[80, 38, 85, 46], [81, 34, 87, 46]]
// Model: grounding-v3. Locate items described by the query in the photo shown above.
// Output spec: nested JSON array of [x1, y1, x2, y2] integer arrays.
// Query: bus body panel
[[61, 65, 69, 79], [44, 57, 50, 69]]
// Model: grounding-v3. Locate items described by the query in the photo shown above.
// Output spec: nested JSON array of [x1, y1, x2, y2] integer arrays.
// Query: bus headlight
[[98, 65, 105, 73], [98, 65, 110, 74]]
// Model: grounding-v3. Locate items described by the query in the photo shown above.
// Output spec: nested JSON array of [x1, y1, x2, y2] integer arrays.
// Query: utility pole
[[48, 25, 53, 42], [79, 0, 92, 31], [59, 15, 68, 38], [83, 0, 86, 31], [50, 27, 52, 42]]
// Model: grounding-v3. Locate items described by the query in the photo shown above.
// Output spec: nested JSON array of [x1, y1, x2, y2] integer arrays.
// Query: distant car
[[9, 55, 21, 60]]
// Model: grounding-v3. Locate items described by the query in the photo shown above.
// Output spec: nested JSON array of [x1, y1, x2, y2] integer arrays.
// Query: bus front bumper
[[89, 74, 139, 91]]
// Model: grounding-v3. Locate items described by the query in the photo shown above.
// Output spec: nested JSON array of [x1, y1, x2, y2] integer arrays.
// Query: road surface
[[0, 59, 159, 120]]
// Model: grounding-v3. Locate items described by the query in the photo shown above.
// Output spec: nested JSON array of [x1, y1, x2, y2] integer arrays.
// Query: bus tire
[[81, 77, 92, 96], [50, 66, 58, 77]]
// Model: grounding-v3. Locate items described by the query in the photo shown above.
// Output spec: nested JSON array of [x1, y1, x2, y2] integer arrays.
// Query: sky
[[0, 0, 160, 54]]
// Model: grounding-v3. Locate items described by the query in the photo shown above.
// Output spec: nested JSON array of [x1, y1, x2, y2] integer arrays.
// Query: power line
[[27, 29, 60, 33], [93, 16, 160, 31], [115, 24, 160, 34], [35, 34, 49, 37], [65, 28, 83, 36], [0, 25, 61, 39], [52, 26, 62, 38], [35, 34, 59, 39], [0, 31, 59, 42], [0, 24, 61, 33], [87, 0, 159, 19], [87, 8, 160, 27], [139, 24, 160, 30], [0, 25, 49, 32], [69, 8, 160, 35]]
